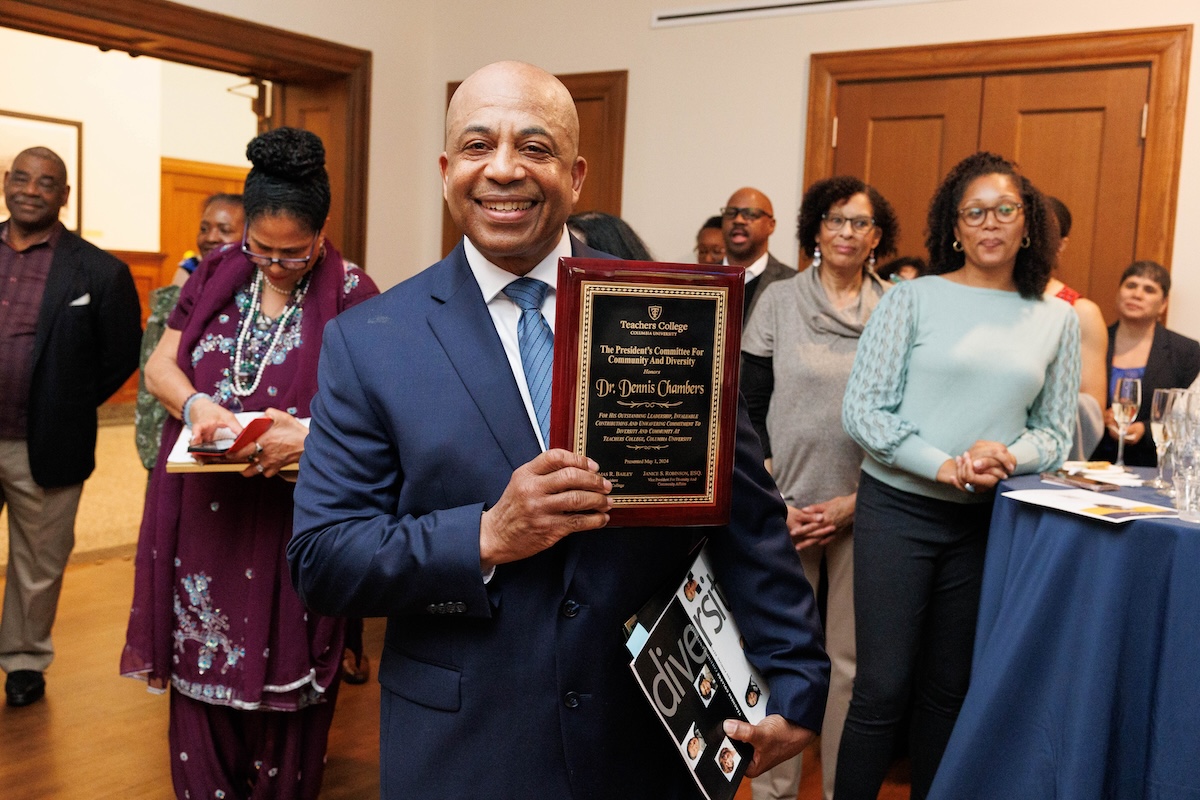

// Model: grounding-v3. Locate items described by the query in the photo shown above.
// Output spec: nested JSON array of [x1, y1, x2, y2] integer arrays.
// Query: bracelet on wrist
[[182, 392, 212, 428]]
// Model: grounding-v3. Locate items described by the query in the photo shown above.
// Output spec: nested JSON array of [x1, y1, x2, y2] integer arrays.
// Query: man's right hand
[[479, 449, 612, 570]]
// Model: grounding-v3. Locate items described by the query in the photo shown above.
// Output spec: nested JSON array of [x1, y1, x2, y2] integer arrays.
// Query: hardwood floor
[[0, 557, 910, 799], [0, 555, 382, 799]]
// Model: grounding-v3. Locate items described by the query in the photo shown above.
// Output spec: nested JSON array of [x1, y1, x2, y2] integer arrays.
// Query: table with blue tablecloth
[[927, 470, 1200, 800]]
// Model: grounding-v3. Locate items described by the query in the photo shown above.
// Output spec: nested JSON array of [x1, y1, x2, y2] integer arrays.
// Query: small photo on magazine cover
[[681, 722, 705, 764], [695, 664, 716, 706], [715, 738, 741, 779], [683, 571, 703, 602], [745, 677, 761, 708]]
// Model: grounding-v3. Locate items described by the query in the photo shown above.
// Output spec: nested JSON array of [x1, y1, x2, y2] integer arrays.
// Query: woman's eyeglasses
[[241, 231, 319, 270], [957, 202, 1023, 227], [821, 214, 875, 233]]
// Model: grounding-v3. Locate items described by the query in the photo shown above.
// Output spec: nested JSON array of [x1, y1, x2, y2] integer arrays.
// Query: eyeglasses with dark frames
[[957, 202, 1023, 227], [720, 206, 773, 222], [241, 230, 320, 270], [821, 214, 875, 233]]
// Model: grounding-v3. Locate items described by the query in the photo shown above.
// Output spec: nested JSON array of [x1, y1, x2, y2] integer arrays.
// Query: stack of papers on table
[[1060, 461, 1143, 487], [1003, 488, 1178, 523]]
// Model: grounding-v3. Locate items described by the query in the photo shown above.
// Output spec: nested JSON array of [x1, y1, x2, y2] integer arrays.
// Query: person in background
[[121, 127, 379, 798], [135, 194, 246, 471], [721, 187, 795, 324], [743, 175, 897, 800], [566, 210, 653, 260], [1042, 195, 1109, 459], [1091, 260, 1200, 467], [838, 151, 1079, 800], [695, 214, 726, 265], [1, 146, 142, 708], [172, 193, 247, 285], [875, 255, 926, 283], [287, 60, 829, 799]]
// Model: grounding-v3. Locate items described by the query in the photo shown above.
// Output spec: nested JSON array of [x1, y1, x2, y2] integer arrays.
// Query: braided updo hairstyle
[[242, 127, 331, 233]]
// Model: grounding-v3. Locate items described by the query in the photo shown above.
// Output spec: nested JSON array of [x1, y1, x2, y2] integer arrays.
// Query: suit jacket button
[[454, 602, 466, 613], [561, 599, 580, 618], [426, 604, 437, 614], [563, 691, 580, 709]]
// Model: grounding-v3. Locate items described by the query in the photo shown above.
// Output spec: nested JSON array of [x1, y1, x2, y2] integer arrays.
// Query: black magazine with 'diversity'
[[623, 545, 769, 800]]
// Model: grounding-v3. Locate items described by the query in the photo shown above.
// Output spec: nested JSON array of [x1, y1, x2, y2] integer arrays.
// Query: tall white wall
[[0, 28, 257, 250], [7, 1, 1198, 335], [0, 27, 161, 250], [173, 0, 1200, 336], [159, 61, 257, 167]]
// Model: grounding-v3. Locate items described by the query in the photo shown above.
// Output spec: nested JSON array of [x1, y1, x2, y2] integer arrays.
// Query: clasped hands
[[937, 439, 1015, 495], [786, 493, 855, 551], [187, 399, 307, 479]]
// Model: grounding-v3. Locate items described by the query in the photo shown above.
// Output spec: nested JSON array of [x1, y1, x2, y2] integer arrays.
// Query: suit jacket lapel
[[1141, 323, 1172, 415], [427, 245, 541, 473], [32, 230, 80, 370]]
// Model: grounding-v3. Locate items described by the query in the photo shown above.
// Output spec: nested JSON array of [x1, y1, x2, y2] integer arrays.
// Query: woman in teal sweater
[[835, 152, 1080, 800]]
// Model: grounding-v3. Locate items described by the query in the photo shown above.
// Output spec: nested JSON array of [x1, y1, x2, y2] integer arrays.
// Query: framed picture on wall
[[0, 110, 83, 233]]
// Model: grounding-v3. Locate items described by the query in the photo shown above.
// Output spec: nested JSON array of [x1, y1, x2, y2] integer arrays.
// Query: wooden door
[[980, 66, 1150, 320], [834, 77, 982, 262], [274, 80, 355, 262], [805, 27, 1190, 318], [160, 158, 248, 284], [440, 70, 628, 257], [833, 65, 1150, 320]]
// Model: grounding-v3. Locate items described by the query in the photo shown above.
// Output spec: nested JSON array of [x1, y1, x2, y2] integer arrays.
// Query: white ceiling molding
[[652, 0, 952, 28]]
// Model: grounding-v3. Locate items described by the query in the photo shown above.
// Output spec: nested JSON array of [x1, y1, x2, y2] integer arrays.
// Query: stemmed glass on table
[[1111, 377, 1142, 468], [1149, 388, 1177, 490]]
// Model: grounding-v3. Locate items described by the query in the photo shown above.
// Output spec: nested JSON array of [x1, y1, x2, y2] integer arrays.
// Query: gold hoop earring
[[1021, 236, 1031, 248], [952, 240, 963, 252]]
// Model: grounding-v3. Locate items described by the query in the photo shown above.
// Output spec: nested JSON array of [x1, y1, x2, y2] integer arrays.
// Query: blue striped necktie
[[502, 277, 554, 446]]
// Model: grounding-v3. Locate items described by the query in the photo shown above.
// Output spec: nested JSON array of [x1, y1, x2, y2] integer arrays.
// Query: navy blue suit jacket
[[290, 239, 828, 799]]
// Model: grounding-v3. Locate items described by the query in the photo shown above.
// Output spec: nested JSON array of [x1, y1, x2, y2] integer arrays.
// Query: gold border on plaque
[[574, 282, 727, 507]]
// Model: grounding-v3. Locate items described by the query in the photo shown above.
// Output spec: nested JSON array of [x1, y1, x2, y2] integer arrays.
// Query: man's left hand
[[722, 715, 816, 776]]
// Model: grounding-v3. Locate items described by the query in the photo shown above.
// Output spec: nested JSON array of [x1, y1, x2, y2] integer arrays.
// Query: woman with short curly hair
[[743, 175, 896, 800], [837, 152, 1080, 799]]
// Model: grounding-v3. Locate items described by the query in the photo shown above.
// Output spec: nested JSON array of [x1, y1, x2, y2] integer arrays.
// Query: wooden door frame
[[0, 0, 372, 265], [804, 25, 1191, 269]]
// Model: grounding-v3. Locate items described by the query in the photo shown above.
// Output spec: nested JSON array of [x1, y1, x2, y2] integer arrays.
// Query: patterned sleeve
[[1008, 310, 1081, 473], [342, 263, 381, 308], [841, 282, 929, 469]]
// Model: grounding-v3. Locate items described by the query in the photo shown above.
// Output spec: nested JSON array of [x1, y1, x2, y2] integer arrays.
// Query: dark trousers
[[834, 471, 992, 800]]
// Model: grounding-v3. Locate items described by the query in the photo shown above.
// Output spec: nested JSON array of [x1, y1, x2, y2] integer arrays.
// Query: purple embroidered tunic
[[122, 242, 378, 711]]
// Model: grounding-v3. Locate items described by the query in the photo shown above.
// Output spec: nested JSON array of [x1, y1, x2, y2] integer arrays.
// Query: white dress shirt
[[463, 227, 572, 452]]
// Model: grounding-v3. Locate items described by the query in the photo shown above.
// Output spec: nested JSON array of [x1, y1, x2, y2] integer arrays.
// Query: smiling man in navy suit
[[289, 61, 828, 799]]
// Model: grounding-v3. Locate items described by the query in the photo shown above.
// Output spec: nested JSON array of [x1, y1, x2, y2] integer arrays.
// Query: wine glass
[[1148, 388, 1176, 488], [1111, 377, 1142, 468]]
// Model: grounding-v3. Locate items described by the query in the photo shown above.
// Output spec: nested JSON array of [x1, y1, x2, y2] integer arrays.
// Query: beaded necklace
[[231, 269, 311, 397]]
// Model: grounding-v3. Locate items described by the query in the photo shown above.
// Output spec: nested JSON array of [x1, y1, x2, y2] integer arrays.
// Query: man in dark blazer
[[720, 186, 795, 325], [290, 61, 828, 799], [0, 147, 142, 707]]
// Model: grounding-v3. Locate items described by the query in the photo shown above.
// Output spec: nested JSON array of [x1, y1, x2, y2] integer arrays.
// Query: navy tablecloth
[[927, 471, 1200, 800]]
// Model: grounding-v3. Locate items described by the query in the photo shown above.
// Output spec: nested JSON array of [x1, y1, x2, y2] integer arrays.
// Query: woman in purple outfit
[[122, 127, 378, 799]]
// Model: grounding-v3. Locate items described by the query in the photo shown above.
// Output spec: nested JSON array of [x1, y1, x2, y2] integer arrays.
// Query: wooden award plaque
[[550, 258, 744, 527]]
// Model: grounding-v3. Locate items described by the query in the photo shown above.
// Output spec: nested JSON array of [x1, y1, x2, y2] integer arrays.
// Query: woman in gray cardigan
[[741, 176, 897, 800]]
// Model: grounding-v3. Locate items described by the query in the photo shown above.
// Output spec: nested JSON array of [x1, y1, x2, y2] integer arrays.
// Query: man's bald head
[[440, 61, 587, 275], [445, 61, 580, 159], [722, 186, 776, 267]]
